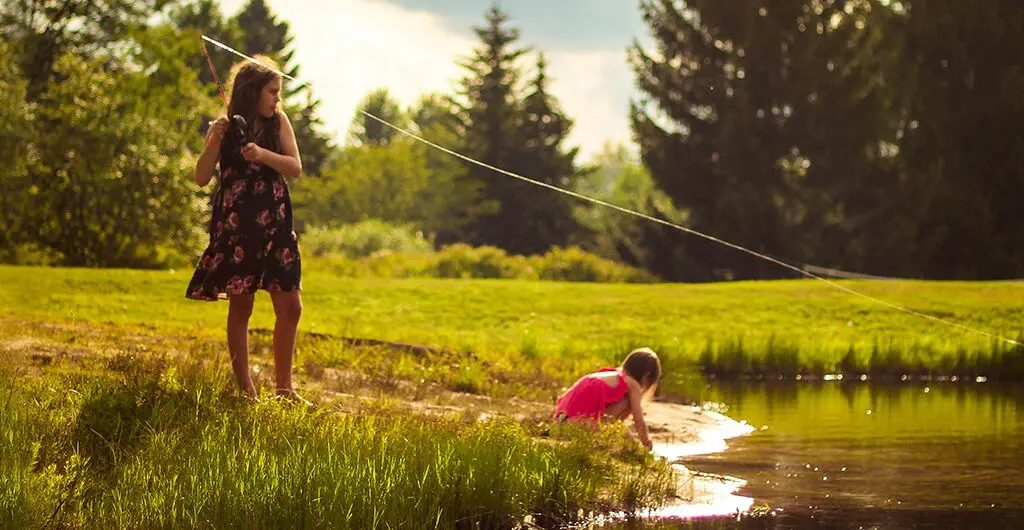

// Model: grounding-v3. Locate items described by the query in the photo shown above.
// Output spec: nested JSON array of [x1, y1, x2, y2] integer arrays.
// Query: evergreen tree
[[455, 6, 582, 254], [172, 0, 244, 96], [890, 0, 1024, 279], [572, 144, 689, 278], [411, 93, 495, 245], [513, 53, 582, 253], [235, 0, 297, 80], [454, 6, 530, 249], [630, 0, 894, 281]]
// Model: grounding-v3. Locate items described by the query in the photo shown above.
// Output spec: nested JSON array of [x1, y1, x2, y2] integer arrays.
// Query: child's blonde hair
[[622, 347, 661, 401]]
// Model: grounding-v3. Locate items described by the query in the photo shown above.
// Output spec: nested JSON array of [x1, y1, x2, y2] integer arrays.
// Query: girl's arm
[[626, 378, 653, 450], [195, 117, 229, 186], [242, 111, 303, 178]]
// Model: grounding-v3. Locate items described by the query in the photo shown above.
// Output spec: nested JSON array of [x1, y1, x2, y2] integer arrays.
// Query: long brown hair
[[226, 55, 282, 153]]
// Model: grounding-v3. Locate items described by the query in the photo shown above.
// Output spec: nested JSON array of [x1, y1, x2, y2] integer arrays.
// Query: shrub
[[531, 246, 658, 283], [434, 244, 534, 279], [305, 242, 658, 283], [301, 220, 434, 258]]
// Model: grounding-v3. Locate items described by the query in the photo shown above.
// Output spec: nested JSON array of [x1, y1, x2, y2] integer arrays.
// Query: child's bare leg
[[269, 290, 302, 397], [227, 293, 257, 399]]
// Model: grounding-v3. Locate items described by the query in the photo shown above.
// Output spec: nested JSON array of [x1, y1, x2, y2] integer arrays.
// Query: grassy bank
[[0, 319, 674, 528]]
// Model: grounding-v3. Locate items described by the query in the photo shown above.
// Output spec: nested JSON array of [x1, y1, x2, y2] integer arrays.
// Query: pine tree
[[455, 6, 583, 254], [572, 144, 689, 279], [454, 5, 530, 249], [890, 0, 1024, 278], [513, 53, 582, 253], [630, 0, 895, 281], [235, 0, 297, 81]]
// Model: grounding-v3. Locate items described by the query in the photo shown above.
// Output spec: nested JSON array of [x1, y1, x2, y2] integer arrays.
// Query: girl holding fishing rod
[[186, 53, 308, 405]]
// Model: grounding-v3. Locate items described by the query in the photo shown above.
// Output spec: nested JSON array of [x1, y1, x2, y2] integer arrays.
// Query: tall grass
[[0, 354, 674, 529]]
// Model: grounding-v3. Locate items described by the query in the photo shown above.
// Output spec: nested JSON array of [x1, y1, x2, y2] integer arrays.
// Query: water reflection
[[596, 382, 1023, 529], [671, 382, 1024, 528]]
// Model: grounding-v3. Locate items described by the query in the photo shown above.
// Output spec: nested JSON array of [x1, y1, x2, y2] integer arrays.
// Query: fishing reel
[[227, 114, 248, 147], [219, 114, 249, 168]]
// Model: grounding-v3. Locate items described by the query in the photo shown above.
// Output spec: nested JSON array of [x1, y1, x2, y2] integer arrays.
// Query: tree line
[[1, 0, 1021, 281]]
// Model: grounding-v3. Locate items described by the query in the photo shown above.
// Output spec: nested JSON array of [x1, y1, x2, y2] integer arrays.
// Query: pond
[[611, 381, 1024, 529]]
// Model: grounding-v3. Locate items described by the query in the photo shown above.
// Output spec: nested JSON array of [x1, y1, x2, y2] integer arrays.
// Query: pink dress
[[553, 368, 629, 422]]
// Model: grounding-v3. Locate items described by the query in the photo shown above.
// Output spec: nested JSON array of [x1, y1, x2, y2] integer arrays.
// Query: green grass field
[[1, 264, 1022, 527], [2, 264, 1021, 383]]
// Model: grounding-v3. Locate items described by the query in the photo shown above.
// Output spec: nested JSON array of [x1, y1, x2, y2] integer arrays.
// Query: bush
[[434, 244, 534, 279], [531, 247, 658, 283], [306, 243, 658, 283], [301, 220, 434, 258], [0, 243, 64, 266]]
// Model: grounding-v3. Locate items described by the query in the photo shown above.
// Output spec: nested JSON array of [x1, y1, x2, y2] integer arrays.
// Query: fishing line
[[198, 34, 1019, 347]]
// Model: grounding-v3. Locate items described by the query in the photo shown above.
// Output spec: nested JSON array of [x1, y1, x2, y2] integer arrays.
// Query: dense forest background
[[2, 0, 1021, 282]]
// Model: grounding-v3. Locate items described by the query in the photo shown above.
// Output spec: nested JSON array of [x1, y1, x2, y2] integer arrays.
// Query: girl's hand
[[206, 117, 229, 148], [643, 438, 653, 451], [241, 142, 265, 163]]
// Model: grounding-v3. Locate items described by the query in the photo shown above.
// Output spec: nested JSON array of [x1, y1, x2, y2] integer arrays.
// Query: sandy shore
[[644, 401, 756, 520]]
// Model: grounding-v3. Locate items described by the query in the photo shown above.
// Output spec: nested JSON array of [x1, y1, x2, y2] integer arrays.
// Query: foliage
[[3, 25, 212, 268], [300, 220, 434, 258], [530, 246, 659, 283], [293, 140, 456, 236], [886, 0, 1024, 278], [293, 94, 488, 240], [0, 39, 35, 262], [629, 0, 1023, 281], [572, 143, 690, 279], [630, 0, 896, 281], [347, 88, 408, 147], [0, 0, 173, 100], [172, 0, 245, 94], [308, 243, 658, 283]]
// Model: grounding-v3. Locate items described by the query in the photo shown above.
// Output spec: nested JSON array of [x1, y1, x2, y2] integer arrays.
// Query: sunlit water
[[605, 382, 1024, 529]]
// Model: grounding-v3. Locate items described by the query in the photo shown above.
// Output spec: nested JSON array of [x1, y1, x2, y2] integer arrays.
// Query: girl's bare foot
[[275, 388, 315, 410]]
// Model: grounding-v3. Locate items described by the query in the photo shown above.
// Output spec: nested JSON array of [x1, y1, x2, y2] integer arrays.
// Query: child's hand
[[241, 142, 265, 163], [643, 438, 653, 451], [206, 117, 229, 148]]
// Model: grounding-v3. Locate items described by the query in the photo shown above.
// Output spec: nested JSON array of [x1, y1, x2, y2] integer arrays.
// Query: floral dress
[[186, 144, 301, 301]]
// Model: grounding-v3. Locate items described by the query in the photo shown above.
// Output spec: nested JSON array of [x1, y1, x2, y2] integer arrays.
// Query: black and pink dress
[[186, 141, 301, 301]]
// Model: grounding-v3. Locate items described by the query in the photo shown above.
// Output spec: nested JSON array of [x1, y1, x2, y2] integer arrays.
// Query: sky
[[216, 0, 651, 162]]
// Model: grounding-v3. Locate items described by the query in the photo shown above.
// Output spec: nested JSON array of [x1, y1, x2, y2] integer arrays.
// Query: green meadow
[[1, 264, 1022, 527], [3, 264, 1021, 385]]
